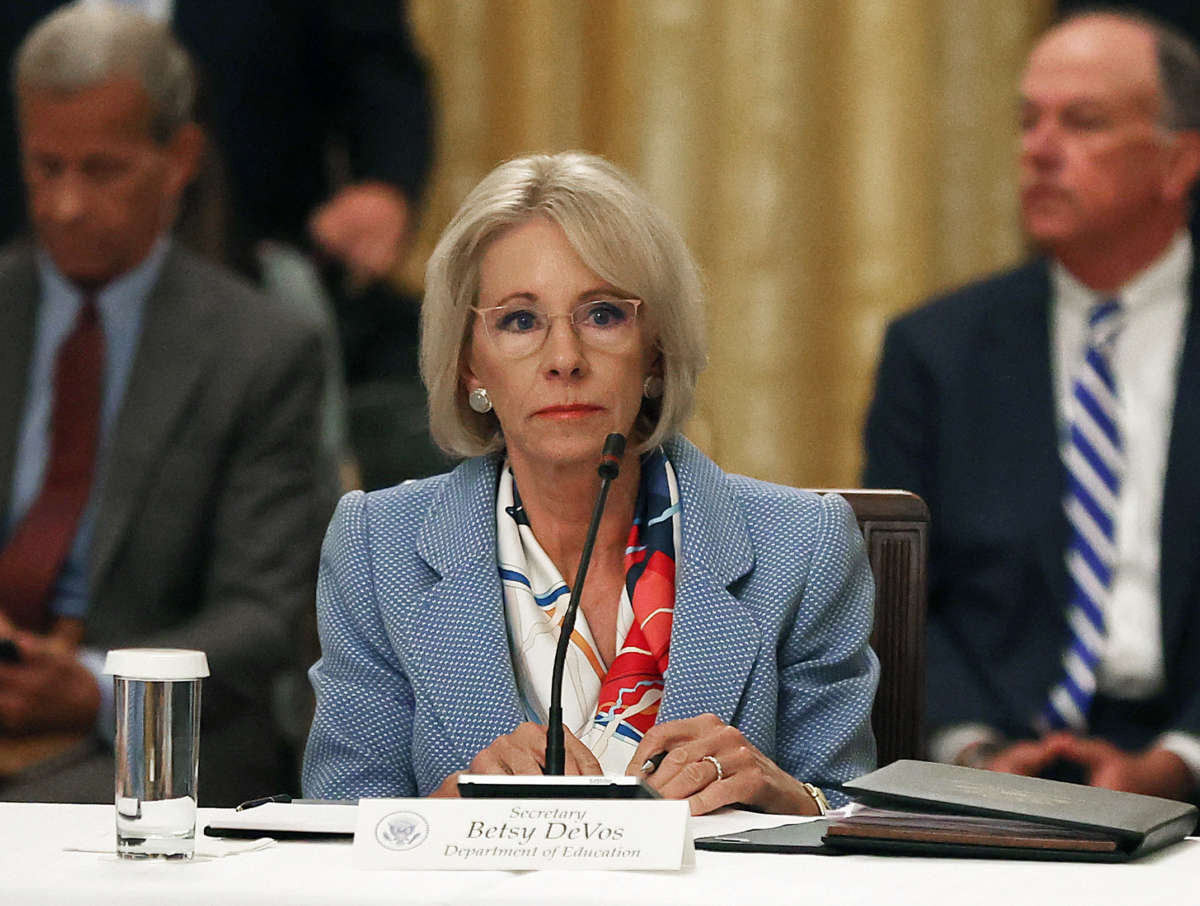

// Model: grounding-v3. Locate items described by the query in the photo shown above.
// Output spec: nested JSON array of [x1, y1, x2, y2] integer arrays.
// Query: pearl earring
[[468, 387, 493, 413], [642, 375, 664, 400]]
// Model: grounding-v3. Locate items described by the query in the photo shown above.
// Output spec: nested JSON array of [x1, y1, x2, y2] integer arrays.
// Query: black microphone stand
[[544, 433, 626, 775]]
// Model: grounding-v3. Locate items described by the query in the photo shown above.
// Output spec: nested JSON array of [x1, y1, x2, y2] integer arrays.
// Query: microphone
[[544, 432, 626, 775]]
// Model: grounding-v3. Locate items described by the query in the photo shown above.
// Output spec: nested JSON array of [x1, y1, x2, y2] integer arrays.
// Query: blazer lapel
[[405, 440, 763, 757], [984, 264, 1068, 610], [1160, 251, 1200, 661], [89, 250, 213, 589], [657, 437, 761, 725], [0, 251, 38, 527], [410, 456, 524, 763]]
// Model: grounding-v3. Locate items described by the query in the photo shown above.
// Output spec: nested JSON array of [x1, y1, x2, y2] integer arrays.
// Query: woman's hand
[[625, 714, 824, 816], [431, 722, 603, 797]]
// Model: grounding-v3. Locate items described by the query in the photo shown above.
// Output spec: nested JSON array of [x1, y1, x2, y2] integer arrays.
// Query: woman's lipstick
[[533, 404, 603, 419]]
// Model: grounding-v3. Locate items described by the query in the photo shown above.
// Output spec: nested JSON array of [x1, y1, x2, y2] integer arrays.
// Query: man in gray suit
[[0, 5, 330, 805]]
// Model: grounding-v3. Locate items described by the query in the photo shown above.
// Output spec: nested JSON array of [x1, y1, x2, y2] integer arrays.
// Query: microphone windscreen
[[598, 433, 626, 479]]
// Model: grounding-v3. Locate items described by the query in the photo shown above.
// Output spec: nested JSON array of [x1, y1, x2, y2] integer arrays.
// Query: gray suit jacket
[[0, 243, 332, 805]]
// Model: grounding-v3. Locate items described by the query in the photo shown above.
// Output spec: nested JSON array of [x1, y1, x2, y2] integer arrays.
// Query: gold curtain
[[405, 0, 1053, 487]]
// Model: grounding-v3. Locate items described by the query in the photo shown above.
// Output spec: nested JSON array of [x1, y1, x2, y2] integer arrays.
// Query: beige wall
[[404, 0, 1053, 487]]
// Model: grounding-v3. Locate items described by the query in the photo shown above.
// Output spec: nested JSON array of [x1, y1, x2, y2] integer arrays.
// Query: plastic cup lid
[[103, 648, 210, 680]]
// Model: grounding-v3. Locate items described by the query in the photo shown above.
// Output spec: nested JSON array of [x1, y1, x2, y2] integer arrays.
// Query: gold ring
[[703, 754, 724, 781]]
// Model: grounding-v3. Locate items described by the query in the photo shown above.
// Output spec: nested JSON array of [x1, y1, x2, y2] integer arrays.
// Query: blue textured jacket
[[303, 436, 878, 798]]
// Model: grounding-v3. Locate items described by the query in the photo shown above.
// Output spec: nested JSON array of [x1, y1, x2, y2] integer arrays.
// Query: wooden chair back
[[812, 489, 929, 766]]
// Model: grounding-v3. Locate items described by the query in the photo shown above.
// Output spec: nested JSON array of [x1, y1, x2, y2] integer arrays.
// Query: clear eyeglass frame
[[470, 297, 643, 358]]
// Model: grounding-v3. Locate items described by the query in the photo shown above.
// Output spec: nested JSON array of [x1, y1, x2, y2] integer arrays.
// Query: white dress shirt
[[1051, 232, 1189, 699]]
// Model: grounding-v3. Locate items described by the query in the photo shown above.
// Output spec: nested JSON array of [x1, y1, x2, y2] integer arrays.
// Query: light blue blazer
[[303, 436, 879, 799]]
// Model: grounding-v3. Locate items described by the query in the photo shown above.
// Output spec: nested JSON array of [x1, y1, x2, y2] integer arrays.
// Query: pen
[[234, 795, 355, 810], [235, 793, 292, 811], [640, 751, 667, 775]]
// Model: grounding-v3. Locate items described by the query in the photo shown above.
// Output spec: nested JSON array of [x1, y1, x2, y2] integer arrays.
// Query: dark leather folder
[[823, 760, 1198, 861]]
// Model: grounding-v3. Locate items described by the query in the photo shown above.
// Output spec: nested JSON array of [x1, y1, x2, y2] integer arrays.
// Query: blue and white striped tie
[[1038, 298, 1124, 734]]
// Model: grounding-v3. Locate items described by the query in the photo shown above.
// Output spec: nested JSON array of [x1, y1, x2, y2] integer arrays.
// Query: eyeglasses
[[471, 298, 642, 359]]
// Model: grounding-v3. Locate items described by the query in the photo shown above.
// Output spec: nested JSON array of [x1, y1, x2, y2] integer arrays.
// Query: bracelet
[[801, 782, 829, 815]]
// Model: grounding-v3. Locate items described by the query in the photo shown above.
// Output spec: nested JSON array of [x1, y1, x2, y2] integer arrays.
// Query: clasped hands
[[976, 733, 1194, 801], [432, 713, 825, 816], [0, 613, 100, 736]]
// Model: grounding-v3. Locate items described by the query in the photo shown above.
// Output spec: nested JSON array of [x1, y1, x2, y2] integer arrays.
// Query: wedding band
[[703, 754, 724, 781]]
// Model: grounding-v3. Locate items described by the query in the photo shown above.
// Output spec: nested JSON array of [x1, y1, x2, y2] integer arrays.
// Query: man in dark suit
[[865, 11, 1200, 800], [0, 4, 329, 805]]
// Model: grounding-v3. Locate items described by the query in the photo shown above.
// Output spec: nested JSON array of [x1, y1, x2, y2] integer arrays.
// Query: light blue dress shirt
[[85, 0, 174, 23], [6, 240, 167, 613]]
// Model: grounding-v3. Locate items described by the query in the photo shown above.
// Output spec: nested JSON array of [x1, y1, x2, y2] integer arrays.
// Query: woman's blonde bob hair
[[421, 151, 708, 458]]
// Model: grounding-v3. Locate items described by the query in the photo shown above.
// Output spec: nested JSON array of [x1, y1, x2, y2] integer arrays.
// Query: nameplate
[[353, 798, 691, 870]]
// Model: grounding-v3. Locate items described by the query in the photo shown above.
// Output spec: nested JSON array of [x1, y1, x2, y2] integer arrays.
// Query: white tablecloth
[[0, 803, 1196, 905]]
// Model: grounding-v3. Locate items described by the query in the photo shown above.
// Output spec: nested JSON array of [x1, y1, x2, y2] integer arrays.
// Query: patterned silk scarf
[[497, 448, 680, 774]]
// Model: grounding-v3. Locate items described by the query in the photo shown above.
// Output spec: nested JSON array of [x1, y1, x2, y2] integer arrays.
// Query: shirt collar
[[1052, 230, 1192, 315], [35, 237, 172, 323]]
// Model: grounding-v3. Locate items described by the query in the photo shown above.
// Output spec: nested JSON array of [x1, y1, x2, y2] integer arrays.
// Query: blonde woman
[[304, 152, 878, 815]]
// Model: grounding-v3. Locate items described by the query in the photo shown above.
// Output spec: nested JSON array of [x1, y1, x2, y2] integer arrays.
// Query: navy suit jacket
[[864, 247, 1200, 749], [303, 436, 879, 799]]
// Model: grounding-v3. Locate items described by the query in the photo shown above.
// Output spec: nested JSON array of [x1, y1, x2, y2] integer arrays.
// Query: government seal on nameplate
[[375, 811, 430, 851]]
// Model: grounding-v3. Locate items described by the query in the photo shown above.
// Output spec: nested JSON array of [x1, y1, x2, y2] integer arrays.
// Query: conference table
[[1, 802, 1195, 905]]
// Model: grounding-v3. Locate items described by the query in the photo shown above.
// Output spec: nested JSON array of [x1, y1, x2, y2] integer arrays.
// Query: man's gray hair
[[1057, 7, 1200, 131], [1154, 22, 1200, 131], [14, 1, 195, 143]]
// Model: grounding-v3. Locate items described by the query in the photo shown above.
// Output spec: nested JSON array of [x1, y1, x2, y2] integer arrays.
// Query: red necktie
[[0, 297, 104, 632]]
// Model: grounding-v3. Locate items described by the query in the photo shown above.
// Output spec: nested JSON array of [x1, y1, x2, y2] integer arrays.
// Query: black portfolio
[[824, 760, 1197, 861]]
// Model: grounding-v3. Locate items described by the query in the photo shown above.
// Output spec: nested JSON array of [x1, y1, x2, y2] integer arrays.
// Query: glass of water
[[104, 649, 209, 860]]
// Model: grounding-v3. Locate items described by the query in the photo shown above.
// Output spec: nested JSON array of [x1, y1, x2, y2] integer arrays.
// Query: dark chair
[[812, 489, 929, 767]]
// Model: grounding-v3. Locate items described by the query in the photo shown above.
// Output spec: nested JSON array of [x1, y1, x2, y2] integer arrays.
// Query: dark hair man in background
[[864, 10, 1200, 799], [0, 3, 329, 806]]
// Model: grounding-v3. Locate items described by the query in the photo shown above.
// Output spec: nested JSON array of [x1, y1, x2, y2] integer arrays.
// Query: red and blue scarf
[[497, 448, 679, 772]]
